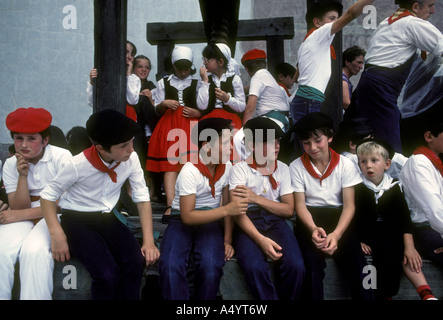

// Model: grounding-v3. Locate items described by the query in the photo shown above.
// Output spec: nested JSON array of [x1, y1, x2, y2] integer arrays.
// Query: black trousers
[[60, 210, 145, 300]]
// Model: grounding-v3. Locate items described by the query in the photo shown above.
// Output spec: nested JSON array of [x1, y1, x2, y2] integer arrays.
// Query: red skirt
[[200, 108, 242, 163], [146, 106, 199, 172]]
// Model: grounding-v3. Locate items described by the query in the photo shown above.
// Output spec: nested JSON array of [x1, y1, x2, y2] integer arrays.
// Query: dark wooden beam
[[147, 18, 294, 44], [93, 0, 127, 114], [147, 17, 294, 79]]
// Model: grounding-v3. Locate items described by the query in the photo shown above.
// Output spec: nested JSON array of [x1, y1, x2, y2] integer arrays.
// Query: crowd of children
[[1, 0, 443, 302]]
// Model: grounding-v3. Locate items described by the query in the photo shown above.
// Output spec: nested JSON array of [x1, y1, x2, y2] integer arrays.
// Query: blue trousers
[[413, 223, 443, 268], [158, 217, 225, 300], [60, 211, 145, 300], [234, 209, 305, 300]]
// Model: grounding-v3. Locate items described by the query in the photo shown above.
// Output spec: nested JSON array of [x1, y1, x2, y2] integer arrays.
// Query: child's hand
[[257, 235, 283, 261], [200, 66, 208, 83], [16, 154, 29, 177], [89, 68, 98, 83], [141, 243, 160, 267], [311, 227, 327, 249], [434, 247, 443, 254], [215, 88, 230, 103], [321, 232, 339, 256], [226, 196, 248, 216], [360, 242, 372, 255], [51, 231, 71, 262], [182, 107, 202, 118], [224, 242, 235, 261], [232, 185, 258, 204], [140, 89, 152, 99], [403, 247, 422, 273], [162, 99, 180, 111], [0, 209, 18, 224], [0, 200, 8, 212], [126, 61, 133, 76]]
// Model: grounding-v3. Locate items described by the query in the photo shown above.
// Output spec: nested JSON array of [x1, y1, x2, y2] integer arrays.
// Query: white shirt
[[197, 73, 246, 113], [87, 74, 141, 107], [297, 23, 335, 93], [152, 74, 200, 108], [365, 16, 443, 68], [249, 69, 289, 117], [40, 151, 149, 213], [229, 160, 294, 210], [171, 161, 231, 210], [2, 145, 72, 208], [400, 154, 443, 236], [290, 155, 362, 208]]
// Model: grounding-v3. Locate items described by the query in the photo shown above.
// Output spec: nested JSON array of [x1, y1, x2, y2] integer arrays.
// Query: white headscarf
[[171, 46, 195, 70], [215, 43, 240, 77]]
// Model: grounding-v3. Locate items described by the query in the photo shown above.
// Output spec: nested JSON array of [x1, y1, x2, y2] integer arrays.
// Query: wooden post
[[93, 0, 127, 114], [306, 0, 343, 131]]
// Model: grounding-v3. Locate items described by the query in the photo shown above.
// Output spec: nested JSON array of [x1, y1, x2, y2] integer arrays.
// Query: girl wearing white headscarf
[[198, 43, 246, 132], [148, 45, 202, 222]]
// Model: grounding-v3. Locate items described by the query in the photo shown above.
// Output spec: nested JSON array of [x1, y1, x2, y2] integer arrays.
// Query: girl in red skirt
[[198, 43, 246, 162], [147, 46, 202, 222]]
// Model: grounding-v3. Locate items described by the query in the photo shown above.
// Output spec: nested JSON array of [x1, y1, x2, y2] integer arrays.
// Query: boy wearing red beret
[[234, 49, 290, 161], [0, 107, 72, 299], [40, 109, 160, 300]]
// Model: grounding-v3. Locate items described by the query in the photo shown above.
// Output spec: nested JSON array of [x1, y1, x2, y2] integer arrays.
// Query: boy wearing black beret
[[40, 109, 159, 300]]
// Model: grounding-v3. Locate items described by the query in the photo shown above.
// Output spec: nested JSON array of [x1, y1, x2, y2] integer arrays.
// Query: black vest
[[204, 75, 243, 118], [164, 77, 198, 109]]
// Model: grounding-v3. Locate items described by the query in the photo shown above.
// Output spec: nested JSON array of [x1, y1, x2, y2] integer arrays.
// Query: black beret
[[86, 109, 140, 146], [191, 117, 233, 146], [294, 112, 333, 134], [243, 116, 285, 143], [338, 118, 373, 140]]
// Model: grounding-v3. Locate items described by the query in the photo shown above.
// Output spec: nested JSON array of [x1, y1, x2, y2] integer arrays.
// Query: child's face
[[427, 131, 443, 155], [315, 10, 339, 27], [278, 73, 296, 90], [358, 152, 390, 185], [98, 139, 134, 163], [134, 59, 151, 80], [254, 139, 280, 165], [13, 133, 49, 163], [126, 43, 135, 64], [173, 65, 191, 80], [203, 57, 223, 74], [301, 133, 332, 162]]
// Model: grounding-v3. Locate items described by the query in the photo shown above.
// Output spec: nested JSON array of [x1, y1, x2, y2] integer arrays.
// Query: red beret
[[6, 107, 52, 133], [241, 49, 267, 65]]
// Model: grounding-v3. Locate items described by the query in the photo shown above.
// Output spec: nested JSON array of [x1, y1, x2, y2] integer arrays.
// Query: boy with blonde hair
[[355, 140, 437, 300]]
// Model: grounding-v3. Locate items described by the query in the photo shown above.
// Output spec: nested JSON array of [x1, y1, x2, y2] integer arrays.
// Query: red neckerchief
[[278, 82, 291, 97], [388, 8, 416, 24], [301, 148, 340, 186], [83, 145, 121, 183], [193, 158, 226, 198], [248, 157, 278, 190], [413, 146, 443, 177], [304, 27, 336, 60], [126, 104, 137, 122]]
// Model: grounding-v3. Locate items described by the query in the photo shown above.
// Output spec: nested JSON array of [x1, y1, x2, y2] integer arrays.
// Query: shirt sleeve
[[128, 153, 150, 203], [401, 156, 443, 236], [177, 164, 199, 196], [248, 76, 265, 98], [40, 159, 79, 202], [126, 74, 141, 105], [289, 160, 306, 193], [228, 162, 248, 190], [197, 81, 210, 111], [406, 19, 443, 57], [225, 75, 246, 113], [87, 81, 93, 107], [2, 157, 18, 194], [279, 164, 295, 196], [341, 156, 363, 188]]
